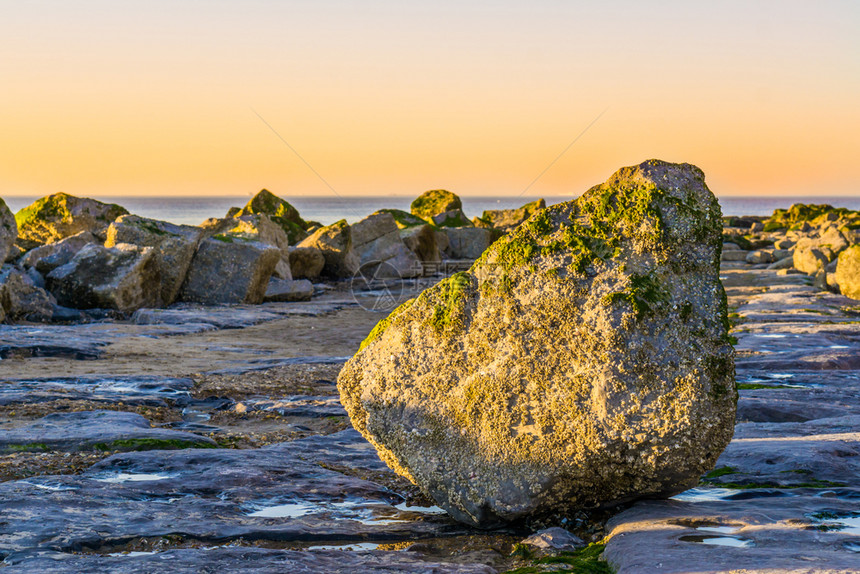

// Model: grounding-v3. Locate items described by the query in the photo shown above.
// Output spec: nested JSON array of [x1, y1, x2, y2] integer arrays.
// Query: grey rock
[[0, 265, 56, 321], [443, 227, 494, 260], [106, 215, 204, 305], [179, 237, 280, 304], [0, 410, 216, 453], [339, 160, 736, 527], [352, 212, 422, 278], [46, 243, 161, 312], [401, 224, 441, 265], [14, 193, 128, 248], [521, 527, 585, 551], [296, 220, 359, 279], [263, 278, 314, 302], [19, 230, 98, 274], [0, 197, 18, 264], [773, 238, 795, 249], [289, 246, 326, 280], [744, 250, 772, 264], [767, 255, 794, 270], [0, 376, 196, 407], [479, 199, 546, 232], [431, 209, 473, 228], [721, 250, 748, 262]]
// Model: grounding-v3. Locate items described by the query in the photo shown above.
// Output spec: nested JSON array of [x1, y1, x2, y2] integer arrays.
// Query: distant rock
[[106, 215, 204, 306], [478, 199, 546, 232], [339, 160, 736, 527], [374, 209, 427, 229], [235, 189, 309, 244], [400, 224, 441, 265], [263, 277, 314, 302], [289, 246, 326, 281], [19, 231, 98, 275], [296, 220, 359, 279], [179, 237, 280, 305], [835, 245, 860, 300], [443, 227, 494, 260], [410, 189, 462, 220], [351, 213, 421, 278], [208, 213, 293, 279], [431, 209, 473, 228], [14, 193, 128, 249], [0, 198, 17, 264], [46, 243, 160, 313], [793, 247, 829, 274]]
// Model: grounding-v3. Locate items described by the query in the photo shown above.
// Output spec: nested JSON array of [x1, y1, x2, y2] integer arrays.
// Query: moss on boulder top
[[410, 189, 462, 220], [338, 159, 734, 528], [763, 203, 860, 232], [236, 189, 309, 244], [373, 209, 429, 230], [15, 193, 128, 248]]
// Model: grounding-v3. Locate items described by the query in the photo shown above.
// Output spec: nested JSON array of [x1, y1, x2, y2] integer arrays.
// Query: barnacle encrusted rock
[[338, 159, 736, 528]]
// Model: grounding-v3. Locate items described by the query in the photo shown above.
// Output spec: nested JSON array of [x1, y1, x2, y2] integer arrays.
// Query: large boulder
[[338, 160, 736, 528], [289, 246, 326, 280], [0, 265, 56, 322], [793, 248, 829, 274], [263, 278, 314, 302], [0, 198, 17, 264], [235, 189, 309, 244], [351, 213, 421, 278], [478, 199, 546, 232], [105, 215, 204, 306], [431, 209, 473, 228], [19, 231, 98, 275], [375, 209, 427, 229], [179, 237, 280, 304], [212, 214, 292, 280], [411, 189, 462, 220], [444, 227, 495, 260], [296, 220, 359, 279], [14, 193, 128, 249], [401, 224, 441, 265], [46, 244, 160, 313], [835, 245, 860, 300]]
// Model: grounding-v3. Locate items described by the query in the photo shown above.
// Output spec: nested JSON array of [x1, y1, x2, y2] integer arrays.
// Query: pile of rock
[[720, 203, 860, 298]]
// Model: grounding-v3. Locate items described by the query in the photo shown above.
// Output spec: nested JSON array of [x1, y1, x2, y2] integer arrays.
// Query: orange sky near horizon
[[2, 1, 858, 199]]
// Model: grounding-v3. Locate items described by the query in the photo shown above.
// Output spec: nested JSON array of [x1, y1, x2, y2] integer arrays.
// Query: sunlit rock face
[[338, 160, 736, 528]]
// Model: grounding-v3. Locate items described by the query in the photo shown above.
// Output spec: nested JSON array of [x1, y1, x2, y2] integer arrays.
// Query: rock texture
[[296, 220, 359, 279], [19, 231, 98, 275], [0, 197, 17, 264], [352, 212, 422, 278], [479, 199, 546, 232], [236, 189, 309, 244], [443, 227, 494, 260], [835, 244, 860, 299], [289, 246, 326, 280], [14, 193, 128, 248], [338, 160, 737, 528], [179, 237, 280, 304], [263, 277, 314, 302], [0, 265, 56, 321], [106, 215, 204, 306], [410, 189, 462, 220], [46, 244, 160, 313]]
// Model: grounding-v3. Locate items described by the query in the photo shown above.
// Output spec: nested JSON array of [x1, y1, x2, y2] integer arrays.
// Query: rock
[[0, 410, 216, 454], [749, 221, 764, 232], [818, 225, 850, 253], [401, 224, 441, 264], [14, 193, 128, 248], [296, 220, 359, 279], [443, 227, 494, 260], [352, 213, 422, 278], [46, 244, 160, 313], [434, 230, 450, 255], [521, 527, 585, 551], [263, 278, 314, 302], [225, 206, 241, 218], [179, 237, 281, 305], [339, 159, 736, 527], [106, 215, 204, 306], [771, 248, 792, 260], [374, 209, 427, 229], [19, 231, 98, 275], [744, 250, 772, 264], [235, 189, 309, 244], [289, 246, 326, 280], [431, 209, 473, 228], [720, 250, 748, 262], [410, 189, 462, 220], [722, 242, 741, 250], [792, 247, 828, 274], [479, 199, 546, 232], [773, 238, 794, 249], [766, 256, 794, 270], [0, 265, 56, 321], [0, 197, 18, 264], [835, 244, 860, 299]]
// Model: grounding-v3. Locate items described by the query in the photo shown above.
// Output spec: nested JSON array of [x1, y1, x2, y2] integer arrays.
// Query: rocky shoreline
[[0, 177, 859, 572]]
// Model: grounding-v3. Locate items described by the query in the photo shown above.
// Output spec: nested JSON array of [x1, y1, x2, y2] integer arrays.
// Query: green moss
[[212, 234, 234, 243], [358, 298, 416, 352], [737, 383, 793, 390], [427, 272, 473, 333], [238, 189, 308, 232], [375, 209, 432, 230], [703, 466, 738, 479], [503, 543, 612, 574], [705, 480, 846, 489], [411, 189, 462, 219], [601, 273, 667, 319], [763, 203, 860, 231], [5, 443, 51, 452], [93, 438, 215, 452], [723, 233, 752, 250], [434, 210, 472, 228]]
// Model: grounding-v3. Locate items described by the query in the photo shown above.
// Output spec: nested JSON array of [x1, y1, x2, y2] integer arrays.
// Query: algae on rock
[[338, 159, 736, 528]]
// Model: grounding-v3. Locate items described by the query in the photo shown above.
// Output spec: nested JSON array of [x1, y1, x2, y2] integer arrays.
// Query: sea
[[4, 195, 860, 227]]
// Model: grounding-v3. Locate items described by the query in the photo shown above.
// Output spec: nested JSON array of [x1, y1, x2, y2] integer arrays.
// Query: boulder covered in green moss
[[235, 189, 309, 244], [763, 203, 860, 232], [105, 215, 204, 306], [374, 209, 427, 230], [479, 199, 547, 232], [296, 220, 359, 279], [14, 193, 128, 249], [410, 189, 462, 219], [0, 198, 17, 264], [338, 159, 736, 528], [835, 245, 860, 300]]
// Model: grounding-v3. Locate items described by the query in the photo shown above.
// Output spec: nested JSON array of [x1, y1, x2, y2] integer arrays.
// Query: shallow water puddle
[[808, 512, 860, 535], [248, 499, 447, 524], [93, 472, 175, 483], [696, 525, 741, 535], [20, 480, 78, 491], [306, 543, 381, 551], [679, 534, 754, 548], [670, 488, 737, 502]]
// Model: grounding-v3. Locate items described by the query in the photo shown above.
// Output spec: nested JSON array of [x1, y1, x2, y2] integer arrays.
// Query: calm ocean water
[[4, 195, 860, 227]]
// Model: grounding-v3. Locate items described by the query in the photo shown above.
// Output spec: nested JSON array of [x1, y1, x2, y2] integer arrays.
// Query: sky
[[1, 0, 858, 198]]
